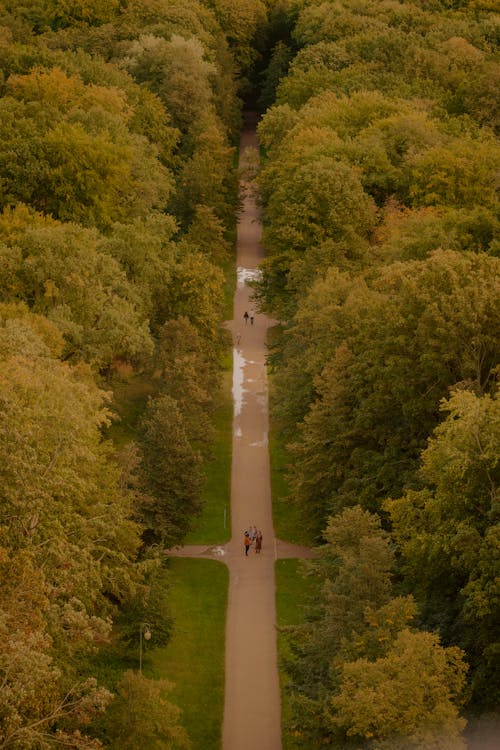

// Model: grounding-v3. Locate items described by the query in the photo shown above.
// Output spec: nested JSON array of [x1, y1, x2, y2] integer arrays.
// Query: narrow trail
[[221, 112, 281, 750], [167, 112, 315, 748]]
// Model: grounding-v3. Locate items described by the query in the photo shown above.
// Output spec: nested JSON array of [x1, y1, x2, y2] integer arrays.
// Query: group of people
[[244, 526, 263, 555], [243, 310, 254, 325]]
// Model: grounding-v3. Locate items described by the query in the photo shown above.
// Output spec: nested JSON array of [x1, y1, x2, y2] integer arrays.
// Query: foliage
[[283, 506, 468, 748], [0, 67, 172, 229], [0, 2, 243, 743], [0, 548, 112, 750], [0, 309, 142, 744], [330, 629, 467, 750], [98, 670, 191, 750], [136, 394, 204, 547], [0, 206, 154, 369], [386, 389, 500, 708], [280, 251, 499, 528], [263, 1, 499, 722]]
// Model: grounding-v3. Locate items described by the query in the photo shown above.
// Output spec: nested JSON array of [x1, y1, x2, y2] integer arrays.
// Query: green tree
[[155, 317, 219, 458], [182, 204, 232, 265], [386, 389, 500, 708], [0, 306, 145, 745], [171, 111, 236, 227], [0, 68, 172, 228], [284, 506, 467, 747], [99, 671, 190, 750], [288, 250, 499, 528], [162, 250, 226, 346], [205, 0, 268, 78], [101, 212, 178, 328], [0, 316, 142, 656], [406, 137, 500, 210], [137, 395, 204, 547], [118, 33, 216, 137], [0, 207, 154, 369], [0, 548, 111, 749]]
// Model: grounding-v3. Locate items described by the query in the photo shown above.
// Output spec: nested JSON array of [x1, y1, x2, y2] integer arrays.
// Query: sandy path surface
[[166, 112, 315, 748], [221, 112, 282, 750]]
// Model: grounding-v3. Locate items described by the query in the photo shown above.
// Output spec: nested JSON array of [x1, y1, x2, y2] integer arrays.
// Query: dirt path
[[221, 111, 282, 750], [167, 112, 315, 749]]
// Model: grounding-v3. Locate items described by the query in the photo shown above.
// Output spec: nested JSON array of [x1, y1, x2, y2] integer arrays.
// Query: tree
[[259, 40, 294, 111], [162, 250, 226, 346], [0, 68, 172, 229], [182, 204, 232, 265], [205, 0, 268, 78], [155, 317, 219, 458], [101, 212, 178, 328], [0, 313, 143, 656], [118, 33, 216, 138], [0, 307, 145, 745], [99, 671, 190, 750], [386, 389, 500, 709], [373, 203, 500, 263], [137, 395, 204, 547], [405, 137, 500, 210], [172, 111, 236, 227], [0, 206, 154, 369], [288, 250, 500, 529], [330, 630, 467, 750], [0, 548, 111, 750], [283, 507, 467, 748]]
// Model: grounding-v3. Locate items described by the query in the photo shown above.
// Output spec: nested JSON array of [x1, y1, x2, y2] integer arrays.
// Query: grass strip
[[275, 558, 318, 750], [152, 558, 228, 750]]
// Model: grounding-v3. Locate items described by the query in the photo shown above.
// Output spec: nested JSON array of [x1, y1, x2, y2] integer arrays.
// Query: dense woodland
[[0, 0, 498, 748], [256, 1, 499, 748], [0, 1, 268, 747]]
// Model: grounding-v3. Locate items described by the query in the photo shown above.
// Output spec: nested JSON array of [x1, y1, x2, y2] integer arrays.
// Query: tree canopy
[[0, 0, 267, 743], [258, 0, 499, 736]]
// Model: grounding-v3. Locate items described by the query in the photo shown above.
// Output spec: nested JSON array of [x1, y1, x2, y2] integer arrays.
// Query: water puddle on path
[[232, 346, 246, 418], [236, 265, 262, 286]]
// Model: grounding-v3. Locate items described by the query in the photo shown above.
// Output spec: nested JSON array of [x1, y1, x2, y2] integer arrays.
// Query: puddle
[[232, 346, 246, 417], [237, 266, 262, 288]]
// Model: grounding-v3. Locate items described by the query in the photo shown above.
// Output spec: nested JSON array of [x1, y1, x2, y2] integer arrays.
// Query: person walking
[[243, 311, 249, 325], [244, 531, 251, 556], [255, 530, 263, 553], [250, 310, 254, 325]]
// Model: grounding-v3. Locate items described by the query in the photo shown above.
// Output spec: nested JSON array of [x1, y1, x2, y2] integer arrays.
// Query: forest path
[[167, 112, 315, 749], [221, 111, 282, 750]]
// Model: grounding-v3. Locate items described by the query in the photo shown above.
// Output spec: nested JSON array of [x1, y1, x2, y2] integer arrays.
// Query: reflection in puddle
[[250, 438, 268, 448], [233, 346, 246, 417], [237, 266, 262, 288]]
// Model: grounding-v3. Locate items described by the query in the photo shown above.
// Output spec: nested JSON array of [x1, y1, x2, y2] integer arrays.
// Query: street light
[[139, 623, 151, 674]]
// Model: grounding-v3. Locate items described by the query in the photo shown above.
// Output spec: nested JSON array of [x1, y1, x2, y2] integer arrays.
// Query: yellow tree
[[330, 630, 467, 750]]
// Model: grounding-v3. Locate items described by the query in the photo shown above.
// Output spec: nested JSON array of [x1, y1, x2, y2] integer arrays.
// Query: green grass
[[275, 559, 319, 750], [152, 559, 228, 750], [184, 370, 233, 545]]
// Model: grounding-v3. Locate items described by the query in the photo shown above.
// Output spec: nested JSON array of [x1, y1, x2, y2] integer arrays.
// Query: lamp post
[[139, 623, 151, 674]]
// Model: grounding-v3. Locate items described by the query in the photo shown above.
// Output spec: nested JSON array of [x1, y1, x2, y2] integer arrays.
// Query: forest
[[0, 0, 498, 749], [257, 0, 499, 748]]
